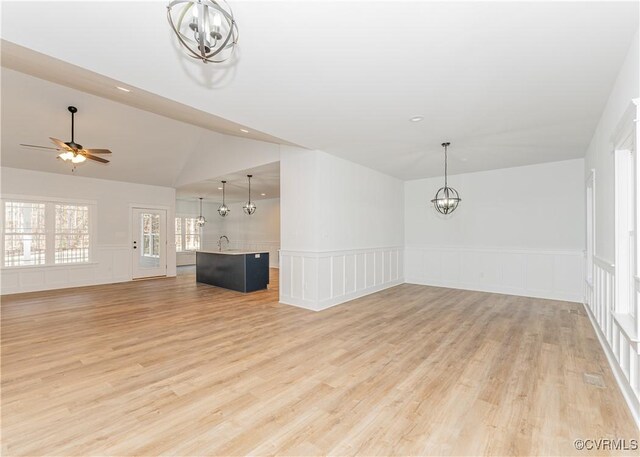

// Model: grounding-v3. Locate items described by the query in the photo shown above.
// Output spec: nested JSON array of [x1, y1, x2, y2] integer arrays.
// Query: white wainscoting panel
[[202, 241, 280, 268], [585, 257, 640, 428], [405, 245, 584, 303], [280, 246, 404, 311], [1, 245, 133, 295]]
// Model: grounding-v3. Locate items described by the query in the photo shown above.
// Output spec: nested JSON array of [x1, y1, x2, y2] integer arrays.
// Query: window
[[141, 213, 160, 258], [175, 217, 183, 252], [175, 217, 201, 251], [185, 217, 201, 251], [4, 202, 46, 267], [55, 204, 90, 264], [2, 199, 92, 267], [614, 125, 636, 318], [611, 98, 639, 337]]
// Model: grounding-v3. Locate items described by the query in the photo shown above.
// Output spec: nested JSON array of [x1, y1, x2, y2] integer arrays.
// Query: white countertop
[[197, 250, 268, 256]]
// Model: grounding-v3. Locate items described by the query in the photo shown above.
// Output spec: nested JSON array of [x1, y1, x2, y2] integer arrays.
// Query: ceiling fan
[[20, 106, 112, 165]]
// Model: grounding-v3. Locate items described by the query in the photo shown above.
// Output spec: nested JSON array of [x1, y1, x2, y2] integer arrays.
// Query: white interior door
[[131, 207, 167, 279]]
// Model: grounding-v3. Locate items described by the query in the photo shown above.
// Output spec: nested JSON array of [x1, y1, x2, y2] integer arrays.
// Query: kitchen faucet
[[217, 235, 229, 251]]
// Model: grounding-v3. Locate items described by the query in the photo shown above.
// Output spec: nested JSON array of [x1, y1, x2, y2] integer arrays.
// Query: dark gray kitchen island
[[196, 250, 270, 293]]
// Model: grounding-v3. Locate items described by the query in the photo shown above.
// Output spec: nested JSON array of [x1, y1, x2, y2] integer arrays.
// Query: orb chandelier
[[196, 197, 206, 226], [218, 180, 230, 217], [243, 174, 256, 215], [167, 0, 239, 64], [431, 142, 461, 215]]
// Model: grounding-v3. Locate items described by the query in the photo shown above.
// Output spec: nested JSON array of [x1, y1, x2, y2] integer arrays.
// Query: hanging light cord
[[222, 182, 225, 205], [71, 111, 75, 143], [444, 143, 448, 188], [248, 176, 251, 203]]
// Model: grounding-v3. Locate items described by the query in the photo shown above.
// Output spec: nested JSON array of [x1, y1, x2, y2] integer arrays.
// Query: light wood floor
[[2, 269, 638, 456]]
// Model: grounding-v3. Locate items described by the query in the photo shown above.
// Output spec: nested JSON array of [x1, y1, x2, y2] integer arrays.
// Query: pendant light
[[167, 0, 238, 64], [431, 142, 461, 215], [243, 174, 256, 215], [196, 197, 206, 226], [218, 180, 230, 217]]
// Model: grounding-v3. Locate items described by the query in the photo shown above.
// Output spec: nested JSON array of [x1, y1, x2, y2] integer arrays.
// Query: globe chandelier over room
[[431, 142, 461, 215], [217, 180, 230, 217], [243, 174, 256, 215], [167, 0, 239, 63], [196, 197, 206, 226]]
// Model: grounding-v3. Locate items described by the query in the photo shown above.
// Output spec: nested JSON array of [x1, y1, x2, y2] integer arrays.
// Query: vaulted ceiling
[[0, 68, 280, 187], [1, 1, 638, 181]]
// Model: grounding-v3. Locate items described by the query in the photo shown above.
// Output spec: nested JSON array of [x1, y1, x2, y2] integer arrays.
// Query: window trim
[[1, 195, 97, 270], [610, 98, 640, 340]]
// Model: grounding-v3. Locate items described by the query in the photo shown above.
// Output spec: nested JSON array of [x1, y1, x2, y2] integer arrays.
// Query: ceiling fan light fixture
[[243, 174, 256, 215], [218, 180, 230, 217], [58, 151, 74, 161], [167, 0, 239, 64], [22, 106, 112, 167], [431, 142, 461, 215]]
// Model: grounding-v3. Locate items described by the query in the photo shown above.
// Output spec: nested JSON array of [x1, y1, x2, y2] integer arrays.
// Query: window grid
[[175, 217, 183, 252], [142, 213, 160, 258], [184, 217, 201, 251], [2, 200, 92, 268], [3, 202, 46, 267], [55, 204, 90, 264]]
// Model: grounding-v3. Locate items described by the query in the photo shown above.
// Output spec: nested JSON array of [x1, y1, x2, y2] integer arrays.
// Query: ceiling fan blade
[[50, 137, 72, 151], [82, 153, 110, 164], [82, 148, 112, 154], [20, 143, 60, 151]]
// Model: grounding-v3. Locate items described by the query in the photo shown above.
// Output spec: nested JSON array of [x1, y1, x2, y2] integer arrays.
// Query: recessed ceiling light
[[218, 187, 223, 190], [409, 116, 424, 122], [116, 86, 131, 92], [240, 128, 249, 133], [260, 193, 266, 196]]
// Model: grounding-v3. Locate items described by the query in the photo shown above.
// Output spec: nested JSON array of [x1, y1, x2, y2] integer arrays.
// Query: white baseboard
[[405, 277, 583, 303], [280, 279, 404, 311]]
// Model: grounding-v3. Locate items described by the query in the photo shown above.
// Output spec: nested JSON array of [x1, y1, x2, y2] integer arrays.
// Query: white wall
[[586, 30, 639, 263], [1, 167, 177, 294], [405, 159, 585, 302], [583, 30, 640, 427], [280, 148, 404, 310]]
